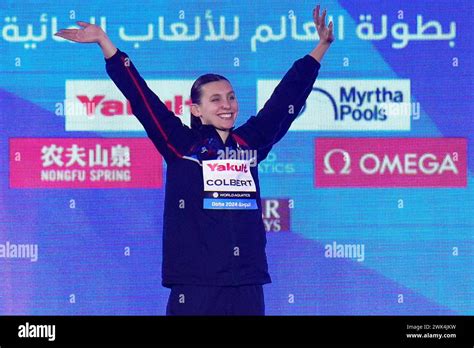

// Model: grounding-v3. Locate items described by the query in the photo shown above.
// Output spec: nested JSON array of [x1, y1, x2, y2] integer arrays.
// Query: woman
[[55, 4, 333, 315]]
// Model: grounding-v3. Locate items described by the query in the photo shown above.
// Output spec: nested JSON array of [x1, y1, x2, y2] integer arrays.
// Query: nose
[[221, 100, 232, 110]]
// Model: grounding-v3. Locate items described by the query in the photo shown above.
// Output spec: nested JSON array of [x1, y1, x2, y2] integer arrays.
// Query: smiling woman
[[189, 73, 238, 142], [54, 4, 333, 316]]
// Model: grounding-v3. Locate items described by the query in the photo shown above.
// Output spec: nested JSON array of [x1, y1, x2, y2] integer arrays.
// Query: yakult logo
[[64, 80, 194, 131], [207, 162, 248, 173], [315, 138, 467, 187]]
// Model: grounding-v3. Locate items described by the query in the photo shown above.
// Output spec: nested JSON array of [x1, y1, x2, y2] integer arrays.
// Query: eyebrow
[[209, 91, 235, 98]]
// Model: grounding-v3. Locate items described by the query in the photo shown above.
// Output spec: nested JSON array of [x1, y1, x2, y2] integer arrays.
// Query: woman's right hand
[[54, 21, 106, 43]]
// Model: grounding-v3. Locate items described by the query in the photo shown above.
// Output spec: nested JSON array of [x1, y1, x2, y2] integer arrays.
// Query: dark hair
[[190, 74, 230, 130]]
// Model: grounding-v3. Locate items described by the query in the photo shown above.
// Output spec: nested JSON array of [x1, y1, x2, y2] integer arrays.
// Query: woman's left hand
[[313, 4, 334, 45]]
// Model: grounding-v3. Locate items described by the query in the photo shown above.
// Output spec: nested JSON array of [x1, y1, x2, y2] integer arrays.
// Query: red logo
[[76, 95, 191, 117], [206, 162, 249, 173]]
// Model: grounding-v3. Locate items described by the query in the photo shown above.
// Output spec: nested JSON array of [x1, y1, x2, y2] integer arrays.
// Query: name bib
[[202, 159, 257, 210]]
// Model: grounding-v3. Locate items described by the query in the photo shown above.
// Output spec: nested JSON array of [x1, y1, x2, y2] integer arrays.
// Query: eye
[[230, 95, 236, 100]]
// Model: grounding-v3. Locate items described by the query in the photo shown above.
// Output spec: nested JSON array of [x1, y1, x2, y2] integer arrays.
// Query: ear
[[190, 104, 202, 117]]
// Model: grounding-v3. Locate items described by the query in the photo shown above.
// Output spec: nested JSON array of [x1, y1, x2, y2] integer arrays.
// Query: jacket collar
[[198, 124, 235, 132], [197, 124, 236, 147]]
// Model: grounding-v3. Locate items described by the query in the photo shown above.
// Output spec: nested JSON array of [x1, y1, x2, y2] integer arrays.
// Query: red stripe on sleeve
[[121, 56, 183, 158]]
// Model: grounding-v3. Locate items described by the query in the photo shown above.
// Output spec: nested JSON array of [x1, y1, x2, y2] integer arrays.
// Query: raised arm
[[54, 20, 116, 57], [55, 22, 195, 163], [234, 4, 333, 152]]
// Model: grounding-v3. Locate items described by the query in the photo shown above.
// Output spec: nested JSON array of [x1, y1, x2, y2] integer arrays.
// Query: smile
[[217, 113, 234, 119]]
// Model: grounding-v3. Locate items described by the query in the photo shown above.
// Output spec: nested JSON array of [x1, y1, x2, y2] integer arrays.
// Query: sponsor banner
[[315, 138, 467, 187], [257, 79, 411, 131], [64, 80, 193, 131], [9, 138, 163, 188], [261, 199, 290, 232]]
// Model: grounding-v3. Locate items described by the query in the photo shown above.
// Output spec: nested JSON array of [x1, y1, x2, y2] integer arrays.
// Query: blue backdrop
[[1, 0, 473, 315]]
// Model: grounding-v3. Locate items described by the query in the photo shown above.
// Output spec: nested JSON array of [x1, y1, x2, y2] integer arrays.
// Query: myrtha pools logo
[[258, 80, 412, 131]]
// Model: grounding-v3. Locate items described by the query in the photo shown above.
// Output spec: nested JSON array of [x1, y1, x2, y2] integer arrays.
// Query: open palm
[[54, 21, 105, 43], [313, 5, 334, 44]]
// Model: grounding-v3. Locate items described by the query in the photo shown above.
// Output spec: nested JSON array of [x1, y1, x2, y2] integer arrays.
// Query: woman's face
[[192, 80, 239, 130]]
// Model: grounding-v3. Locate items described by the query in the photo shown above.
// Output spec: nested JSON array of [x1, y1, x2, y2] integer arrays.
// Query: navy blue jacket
[[105, 49, 320, 287]]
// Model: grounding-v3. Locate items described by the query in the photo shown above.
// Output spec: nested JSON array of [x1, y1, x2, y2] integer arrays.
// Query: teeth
[[218, 113, 233, 119]]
